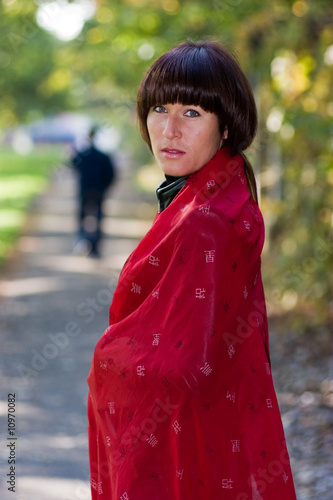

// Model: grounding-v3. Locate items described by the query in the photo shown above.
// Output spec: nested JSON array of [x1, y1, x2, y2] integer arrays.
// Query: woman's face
[[147, 103, 224, 177]]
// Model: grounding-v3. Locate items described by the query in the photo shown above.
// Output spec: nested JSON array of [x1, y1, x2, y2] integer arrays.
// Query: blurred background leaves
[[0, 0, 332, 329]]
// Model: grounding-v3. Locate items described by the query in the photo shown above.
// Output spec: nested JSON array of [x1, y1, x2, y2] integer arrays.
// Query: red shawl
[[87, 148, 296, 500]]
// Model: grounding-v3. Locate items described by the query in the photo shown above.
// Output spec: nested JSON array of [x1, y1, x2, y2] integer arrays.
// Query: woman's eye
[[185, 109, 200, 117], [153, 105, 167, 113]]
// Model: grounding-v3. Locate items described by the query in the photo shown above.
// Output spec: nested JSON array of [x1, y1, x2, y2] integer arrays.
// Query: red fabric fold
[[87, 148, 296, 499]]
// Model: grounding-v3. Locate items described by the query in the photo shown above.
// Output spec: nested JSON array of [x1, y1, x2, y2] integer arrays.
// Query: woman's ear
[[219, 128, 228, 149]]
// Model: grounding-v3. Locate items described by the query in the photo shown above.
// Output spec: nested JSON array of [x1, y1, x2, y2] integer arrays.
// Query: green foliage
[[0, 146, 63, 267], [0, 0, 73, 127]]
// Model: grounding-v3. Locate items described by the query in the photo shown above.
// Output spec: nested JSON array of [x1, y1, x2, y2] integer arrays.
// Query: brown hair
[[137, 40, 258, 202]]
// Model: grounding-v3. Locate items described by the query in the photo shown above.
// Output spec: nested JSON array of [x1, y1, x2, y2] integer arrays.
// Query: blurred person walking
[[71, 126, 116, 257]]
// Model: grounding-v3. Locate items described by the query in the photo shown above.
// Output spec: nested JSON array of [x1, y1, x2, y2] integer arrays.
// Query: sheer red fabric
[[87, 148, 297, 500]]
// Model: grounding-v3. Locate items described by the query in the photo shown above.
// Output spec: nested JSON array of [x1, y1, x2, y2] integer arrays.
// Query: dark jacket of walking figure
[[71, 130, 116, 257]]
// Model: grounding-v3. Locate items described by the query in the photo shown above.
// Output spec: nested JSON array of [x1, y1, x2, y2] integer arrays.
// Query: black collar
[[156, 175, 188, 212]]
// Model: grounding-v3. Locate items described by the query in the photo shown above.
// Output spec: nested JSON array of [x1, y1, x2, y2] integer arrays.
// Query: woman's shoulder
[[171, 190, 264, 256]]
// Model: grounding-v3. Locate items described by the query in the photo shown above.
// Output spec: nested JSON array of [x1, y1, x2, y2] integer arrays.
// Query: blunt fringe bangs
[[137, 40, 259, 202]]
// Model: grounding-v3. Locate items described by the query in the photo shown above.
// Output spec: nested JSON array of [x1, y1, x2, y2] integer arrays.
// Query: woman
[[87, 40, 297, 500]]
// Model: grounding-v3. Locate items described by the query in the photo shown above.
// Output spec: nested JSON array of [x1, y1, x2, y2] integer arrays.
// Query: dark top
[[71, 145, 115, 196], [156, 174, 188, 212]]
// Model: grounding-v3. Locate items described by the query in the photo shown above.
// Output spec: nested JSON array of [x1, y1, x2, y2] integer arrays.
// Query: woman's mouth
[[161, 148, 186, 159]]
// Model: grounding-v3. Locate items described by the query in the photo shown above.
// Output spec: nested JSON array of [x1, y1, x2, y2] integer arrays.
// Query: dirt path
[[0, 156, 155, 500]]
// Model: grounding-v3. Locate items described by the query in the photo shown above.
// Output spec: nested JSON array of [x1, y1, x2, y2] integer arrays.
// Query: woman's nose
[[163, 115, 181, 139]]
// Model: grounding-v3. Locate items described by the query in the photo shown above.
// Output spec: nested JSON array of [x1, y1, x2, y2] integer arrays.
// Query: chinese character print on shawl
[[87, 148, 297, 500]]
